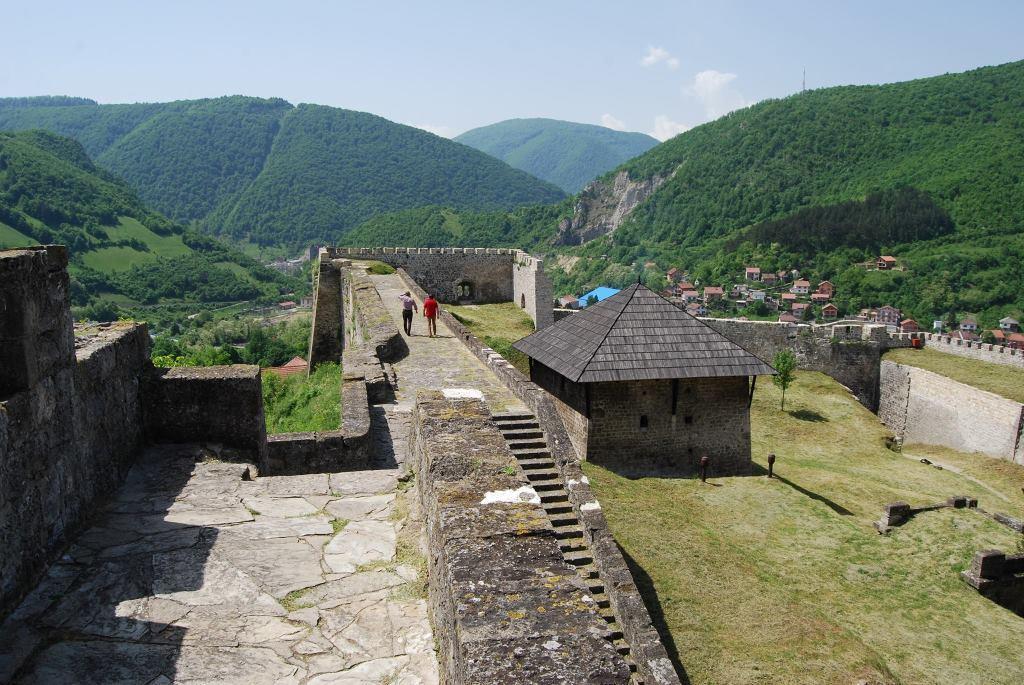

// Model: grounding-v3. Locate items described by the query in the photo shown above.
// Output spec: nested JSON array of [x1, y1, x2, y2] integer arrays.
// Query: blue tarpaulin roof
[[576, 287, 620, 307]]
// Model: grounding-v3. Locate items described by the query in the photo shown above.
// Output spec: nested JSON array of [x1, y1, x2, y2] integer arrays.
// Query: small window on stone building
[[520, 293, 526, 308], [639, 415, 649, 429], [684, 415, 693, 425]]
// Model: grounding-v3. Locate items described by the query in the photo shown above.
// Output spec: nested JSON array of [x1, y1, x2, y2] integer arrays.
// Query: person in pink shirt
[[398, 291, 418, 335]]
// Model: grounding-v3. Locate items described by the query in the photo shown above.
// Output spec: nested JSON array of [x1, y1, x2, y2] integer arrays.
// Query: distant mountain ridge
[[0, 96, 565, 247], [455, 118, 658, 193]]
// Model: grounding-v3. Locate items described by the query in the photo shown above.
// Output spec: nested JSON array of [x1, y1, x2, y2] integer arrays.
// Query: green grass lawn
[[446, 302, 536, 374], [885, 347, 1024, 404], [585, 371, 1024, 685], [262, 362, 341, 434], [0, 221, 35, 248]]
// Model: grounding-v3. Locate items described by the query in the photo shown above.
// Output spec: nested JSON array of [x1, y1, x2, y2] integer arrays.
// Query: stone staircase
[[493, 410, 644, 684]]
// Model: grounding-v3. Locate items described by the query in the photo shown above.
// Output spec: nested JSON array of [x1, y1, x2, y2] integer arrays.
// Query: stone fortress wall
[[892, 331, 1024, 369], [879, 360, 1024, 464], [0, 246, 376, 616], [323, 246, 554, 329]]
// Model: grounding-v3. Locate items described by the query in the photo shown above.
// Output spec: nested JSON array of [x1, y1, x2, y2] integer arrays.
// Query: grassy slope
[[445, 302, 535, 374], [262, 362, 341, 434], [81, 216, 195, 272], [585, 371, 1024, 685], [0, 221, 33, 247], [884, 347, 1024, 404]]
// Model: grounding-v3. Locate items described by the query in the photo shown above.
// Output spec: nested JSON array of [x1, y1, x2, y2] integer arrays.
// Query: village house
[[792, 302, 810, 318], [761, 272, 778, 285], [948, 329, 981, 342], [749, 290, 766, 301], [779, 312, 798, 323], [900, 318, 920, 333], [685, 302, 706, 317], [703, 286, 724, 301], [878, 255, 897, 270], [811, 292, 830, 304], [265, 356, 309, 379], [666, 267, 682, 283], [816, 280, 835, 297], [729, 283, 748, 299], [821, 303, 839, 320], [681, 289, 700, 303], [999, 316, 1020, 332], [781, 293, 797, 308], [791, 279, 811, 295], [299, 295, 313, 308], [960, 317, 979, 332], [557, 295, 579, 309], [992, 329, 1024, 349], [874, 305, 901, 326], [932, 320, 944, 332], [513, 283, 776, 476], [745, 266, 761, 281]]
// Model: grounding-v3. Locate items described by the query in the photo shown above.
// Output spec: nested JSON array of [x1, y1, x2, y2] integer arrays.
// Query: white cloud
[[413, 123, 455, 138], [600, 113, 626, 131], [650, 115, 690, 141], [641, 46, 679, 70], [685, 69, 749, 120]]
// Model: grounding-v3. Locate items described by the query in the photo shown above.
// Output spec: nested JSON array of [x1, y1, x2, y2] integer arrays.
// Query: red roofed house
[[992, 330, 1024, 349], [761, 272, 778, 285], [878, 255, 897, 270], [667, 267, 682, 283], [779, 312, 798, 323], [811, 292, 830, 304], [681, 289, 700, 303], [874, 305, 901, 326], [266, 356, 309, 378], [791, 279, 810, 295], [792, 302, 810, 318], [816, 280, 835, 297], [745, 266, 761, 281], [960, 317, 979, 332], [900, 318, 920, 333], [704, 286, 724, 301], [781, 293, 797, 308], [821, 303, 839, 320]]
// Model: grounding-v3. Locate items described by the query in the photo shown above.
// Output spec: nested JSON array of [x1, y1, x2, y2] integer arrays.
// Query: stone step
[[564, 549, 594, 566], [559, 541, 588, 554], [553, 525, 583, 540], [587, 580, 605, 594], [540, 489, 569, 503], [495, 419, 540, 431], [492, 411, 535, 421], [518, 457, 555, 470], [511, 447, 553, 460], [613, 639, 631, 656], [579, 564, 600, 580], [590, 592, 612, 609], [525, 467, 560, 481], [507, 438, 548, 450], [549, 512, 579, 527], [500, 428, 544, 440], [542, 502, 574, 515], [532, 480, 565, 492]]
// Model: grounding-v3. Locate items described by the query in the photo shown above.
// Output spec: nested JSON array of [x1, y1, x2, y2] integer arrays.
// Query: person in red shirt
[[422, 294, 439, 337]]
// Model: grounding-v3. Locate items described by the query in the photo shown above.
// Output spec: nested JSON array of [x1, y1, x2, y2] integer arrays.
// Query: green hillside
[[455, 118, 658, 193], [0, 96, 565, 247], [0, 130, 295, 316]]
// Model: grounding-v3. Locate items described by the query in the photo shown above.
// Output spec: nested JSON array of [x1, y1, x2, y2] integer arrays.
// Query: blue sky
[[3, 1, 1022, 140]]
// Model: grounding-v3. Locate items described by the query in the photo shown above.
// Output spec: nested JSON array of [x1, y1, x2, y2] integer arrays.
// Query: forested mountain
[[0, 130, 295, 315], [0, 96, 565, 247], [455, 118, 658, 193], [342, 60, 1024, 327]]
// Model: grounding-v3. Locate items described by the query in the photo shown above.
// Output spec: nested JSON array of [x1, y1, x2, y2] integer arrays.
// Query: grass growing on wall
[[585, 371, 1024, 685], [262, 362, 341, 434], [446, 302, 535, 375], [365, 260, 396, 275], [884, 347, 1024, 404]]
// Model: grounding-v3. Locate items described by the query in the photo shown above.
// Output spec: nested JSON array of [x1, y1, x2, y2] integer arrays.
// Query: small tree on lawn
[[772, 349, 797, 410]]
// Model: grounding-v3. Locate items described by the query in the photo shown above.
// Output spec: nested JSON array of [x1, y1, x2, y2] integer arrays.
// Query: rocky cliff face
[[555, 169, 669, 245]]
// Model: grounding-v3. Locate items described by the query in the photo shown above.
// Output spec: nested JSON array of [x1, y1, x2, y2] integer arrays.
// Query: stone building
[[513, 284, 775, 476]]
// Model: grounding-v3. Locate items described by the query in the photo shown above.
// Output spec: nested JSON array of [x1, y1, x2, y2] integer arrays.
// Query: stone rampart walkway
[[0, 444, 438, 684], [367, 269, 525, 415]]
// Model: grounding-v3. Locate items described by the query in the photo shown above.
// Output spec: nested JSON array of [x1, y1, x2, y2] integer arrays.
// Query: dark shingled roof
[[513, 283, 776, 383]]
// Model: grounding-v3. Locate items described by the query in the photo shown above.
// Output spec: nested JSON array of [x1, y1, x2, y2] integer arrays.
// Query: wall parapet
[[348, 270, 406, 363], [410, 391, 632, 683], [397, 267, 682, 684], [891, 332, 1024, 369]]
